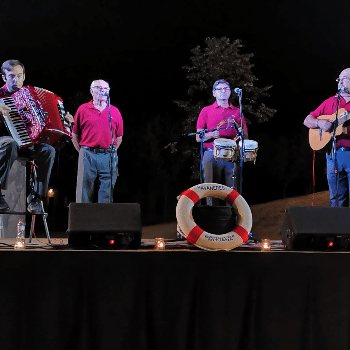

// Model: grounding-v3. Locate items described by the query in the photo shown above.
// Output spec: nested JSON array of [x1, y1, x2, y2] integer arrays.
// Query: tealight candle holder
[[261, 239, 271, 251], [154, 238, 165, 250]]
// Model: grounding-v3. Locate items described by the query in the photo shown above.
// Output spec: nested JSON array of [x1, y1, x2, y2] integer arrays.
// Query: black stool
[[0, 159, 51, 243], [27, 161, 51, 244]]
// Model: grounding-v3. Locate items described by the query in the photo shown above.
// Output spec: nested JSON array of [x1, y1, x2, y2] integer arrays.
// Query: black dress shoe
[[0, 195, 10, 211]]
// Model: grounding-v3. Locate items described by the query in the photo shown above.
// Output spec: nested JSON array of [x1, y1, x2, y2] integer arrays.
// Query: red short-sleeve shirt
[[73, 101, 123, 149]]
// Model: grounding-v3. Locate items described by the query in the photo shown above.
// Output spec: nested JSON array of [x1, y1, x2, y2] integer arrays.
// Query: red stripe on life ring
[[225, 189, 240, 205], [233, 225, 249, 242], [181, 189, 200, 204], [187, 225, 204, 244]]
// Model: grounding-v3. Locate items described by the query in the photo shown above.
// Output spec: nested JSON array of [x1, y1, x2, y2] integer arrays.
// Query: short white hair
[[90, 79, 109, 89]]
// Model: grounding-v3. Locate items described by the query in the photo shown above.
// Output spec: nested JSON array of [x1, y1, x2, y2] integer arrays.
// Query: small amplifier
[[67, 203, 142, 249]]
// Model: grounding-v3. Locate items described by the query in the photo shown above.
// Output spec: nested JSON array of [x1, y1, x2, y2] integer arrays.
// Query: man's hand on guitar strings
[[318, 119, 333, 132]]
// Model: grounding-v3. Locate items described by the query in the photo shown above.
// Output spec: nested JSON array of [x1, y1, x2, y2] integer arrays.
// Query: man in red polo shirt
[[0, 59, 55, 213], [304, 68, 350, 207], [196, 79, 248, 197], [72, 79, 123, 203]]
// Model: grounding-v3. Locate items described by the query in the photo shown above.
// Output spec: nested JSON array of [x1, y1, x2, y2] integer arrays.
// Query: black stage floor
[[0, 238, 349, 350], [0, 237, 283, 251]]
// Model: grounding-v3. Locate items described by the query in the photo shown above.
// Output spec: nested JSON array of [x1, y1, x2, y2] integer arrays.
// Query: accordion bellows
[[0, 85, 71, 149]]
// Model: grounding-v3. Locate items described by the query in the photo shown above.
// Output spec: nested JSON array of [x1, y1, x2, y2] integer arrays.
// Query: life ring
[[176, 183, 252, 251]]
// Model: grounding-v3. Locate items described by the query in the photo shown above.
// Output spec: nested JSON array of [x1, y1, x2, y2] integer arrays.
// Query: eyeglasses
[[336, 77, 350, 83], [92, 86, 110, 91], [7, 73, 24, 80], [215, 87, 231, 92]]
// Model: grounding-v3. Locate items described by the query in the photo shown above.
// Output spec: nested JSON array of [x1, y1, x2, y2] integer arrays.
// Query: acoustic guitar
[[309, 108, 350, 150]]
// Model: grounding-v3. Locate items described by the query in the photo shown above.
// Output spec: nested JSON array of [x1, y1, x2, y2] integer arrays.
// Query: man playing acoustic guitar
[[304, 68, 350, 207]]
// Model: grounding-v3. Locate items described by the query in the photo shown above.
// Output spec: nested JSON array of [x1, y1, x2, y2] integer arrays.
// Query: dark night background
[[2, 0, 349, 230]]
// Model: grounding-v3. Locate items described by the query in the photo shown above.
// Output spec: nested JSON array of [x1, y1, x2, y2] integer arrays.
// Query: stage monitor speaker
[[67, 203, 142, 249], [280, 206, 350, 250]]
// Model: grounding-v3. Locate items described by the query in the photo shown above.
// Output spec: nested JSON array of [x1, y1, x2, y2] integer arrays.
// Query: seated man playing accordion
[[0, 59, 56, 214]]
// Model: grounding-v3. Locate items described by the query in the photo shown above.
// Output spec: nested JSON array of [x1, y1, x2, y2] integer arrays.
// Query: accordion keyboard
[[0, 97, 32, 147]]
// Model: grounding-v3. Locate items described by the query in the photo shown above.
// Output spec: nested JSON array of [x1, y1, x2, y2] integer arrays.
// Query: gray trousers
[[76, 147, 118, 203], [202, 149, 238, 206], [0, 136, 55, 197]]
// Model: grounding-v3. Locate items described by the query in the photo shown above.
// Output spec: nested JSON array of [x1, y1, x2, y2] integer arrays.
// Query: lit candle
[[154, 238, 165, 250], [261, 239, 271, 251]]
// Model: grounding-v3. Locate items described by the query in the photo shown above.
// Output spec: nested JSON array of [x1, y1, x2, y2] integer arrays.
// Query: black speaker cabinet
[[280, 206, 350, 250], [67, 203, 142, 249]]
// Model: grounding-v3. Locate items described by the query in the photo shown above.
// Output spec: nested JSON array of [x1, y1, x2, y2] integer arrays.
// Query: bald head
[[336, 69, 350, 95], [340, 68, 350, 78], [90, 79, 110, 104], [90, 79, 109, 89]]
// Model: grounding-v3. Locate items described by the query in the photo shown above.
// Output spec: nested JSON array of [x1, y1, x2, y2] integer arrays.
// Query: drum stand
[[231, 166, 237, 191]]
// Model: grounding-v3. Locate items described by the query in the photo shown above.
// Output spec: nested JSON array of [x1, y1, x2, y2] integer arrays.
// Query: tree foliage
[[175, 36, 277, 136]]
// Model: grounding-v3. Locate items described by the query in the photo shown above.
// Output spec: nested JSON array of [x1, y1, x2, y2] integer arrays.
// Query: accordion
[[0, 85, 71, 149]]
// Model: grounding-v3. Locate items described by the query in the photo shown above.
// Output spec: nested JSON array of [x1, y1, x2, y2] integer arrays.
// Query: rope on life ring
[[176, 183, 252, 251]]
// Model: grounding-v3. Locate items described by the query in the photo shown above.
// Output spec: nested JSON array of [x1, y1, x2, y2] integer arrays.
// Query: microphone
[[337, 86, 345, 94], [229, 117, 241, 136], [234, 88, 242, 94]]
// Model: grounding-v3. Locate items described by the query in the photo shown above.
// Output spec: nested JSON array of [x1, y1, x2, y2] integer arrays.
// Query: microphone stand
[[330, 91, 342, 207], [188, 129, 211, 206], [107, 95, 116, 203], [188, 127, 215, 187], [235, 89, 244, 194], [234, 88, 259, 242]]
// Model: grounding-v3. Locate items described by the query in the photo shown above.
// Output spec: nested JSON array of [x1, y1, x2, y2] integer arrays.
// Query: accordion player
[[0, 85, 72, 149]]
